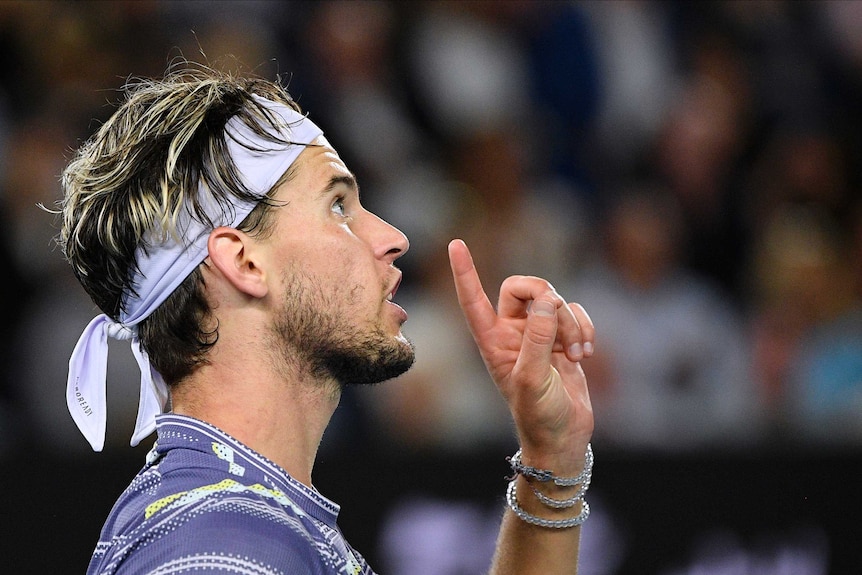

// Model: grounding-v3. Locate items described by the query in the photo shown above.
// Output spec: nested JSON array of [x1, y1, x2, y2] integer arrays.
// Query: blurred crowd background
[[0, 1, 860, 574]]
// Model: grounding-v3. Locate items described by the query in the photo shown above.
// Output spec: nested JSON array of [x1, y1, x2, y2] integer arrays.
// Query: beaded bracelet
[[507, 443, 594, 487], [506, 479, 590, 529]]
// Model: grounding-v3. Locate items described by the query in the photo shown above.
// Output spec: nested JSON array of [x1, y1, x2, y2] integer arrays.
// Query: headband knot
[[106, 322, 135, 341]]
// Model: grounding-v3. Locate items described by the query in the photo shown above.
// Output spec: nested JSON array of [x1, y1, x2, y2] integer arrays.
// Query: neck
[[171, 355, 341, 487]]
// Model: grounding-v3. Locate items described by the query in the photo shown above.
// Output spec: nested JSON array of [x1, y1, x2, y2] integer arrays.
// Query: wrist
[[504, 443, 594, 529], [515, 437, 592, 478], [507, 477, 590, 529]]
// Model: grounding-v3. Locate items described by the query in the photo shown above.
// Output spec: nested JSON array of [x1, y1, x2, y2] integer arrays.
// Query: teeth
[[387, 293, 393, 301]]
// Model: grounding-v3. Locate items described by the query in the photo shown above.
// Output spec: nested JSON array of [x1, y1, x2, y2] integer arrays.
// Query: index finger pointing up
[[448, 239, 497, 338]]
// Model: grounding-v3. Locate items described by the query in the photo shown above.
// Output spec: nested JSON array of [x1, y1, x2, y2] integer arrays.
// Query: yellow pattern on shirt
[[144, 478, 298, 519]]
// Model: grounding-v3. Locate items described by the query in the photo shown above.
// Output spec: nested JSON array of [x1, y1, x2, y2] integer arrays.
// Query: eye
[[331, 196, 347, 217]]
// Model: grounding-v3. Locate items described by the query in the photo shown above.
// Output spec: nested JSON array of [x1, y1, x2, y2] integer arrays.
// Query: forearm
[[489, 493, 583, 575]]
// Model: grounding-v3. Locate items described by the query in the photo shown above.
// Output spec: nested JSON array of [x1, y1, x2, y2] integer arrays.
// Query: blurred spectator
[[746, 125, 853, 230], [742, 106, 860, 442], [582, 1, 676, 182], [562, 185, 761, 451], [298, 0, 426, 181], [649, 51, 753, 300], [748, 203, 862, 444], [405, 1, 532, 140]]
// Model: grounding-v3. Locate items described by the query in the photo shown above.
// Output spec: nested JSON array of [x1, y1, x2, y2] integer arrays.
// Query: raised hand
[[447, 239, 594, 464]]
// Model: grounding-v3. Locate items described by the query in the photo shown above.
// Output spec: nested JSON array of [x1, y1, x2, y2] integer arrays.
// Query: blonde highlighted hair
[[59, 66, 302, 384]]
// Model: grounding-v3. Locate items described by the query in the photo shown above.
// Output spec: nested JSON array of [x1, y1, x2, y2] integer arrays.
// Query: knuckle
[[500, 275, 525, 290], [525, 322, 557, 347]]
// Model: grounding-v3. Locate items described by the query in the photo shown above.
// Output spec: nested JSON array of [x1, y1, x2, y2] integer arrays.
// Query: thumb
[[513, 298, 559, 383]]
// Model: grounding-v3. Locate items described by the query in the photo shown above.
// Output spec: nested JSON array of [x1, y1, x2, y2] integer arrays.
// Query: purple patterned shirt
[[87, 414, 374, 574]]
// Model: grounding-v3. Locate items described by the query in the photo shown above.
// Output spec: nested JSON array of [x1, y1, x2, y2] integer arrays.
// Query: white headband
[[67, 96, 323, 451]]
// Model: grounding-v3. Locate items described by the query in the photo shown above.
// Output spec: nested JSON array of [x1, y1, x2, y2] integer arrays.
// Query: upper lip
[[387, 272, 402, 301]]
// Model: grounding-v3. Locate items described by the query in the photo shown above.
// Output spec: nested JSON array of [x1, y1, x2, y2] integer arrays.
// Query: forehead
[[267, 136, 359, 208], [290, 136, 351, 185]]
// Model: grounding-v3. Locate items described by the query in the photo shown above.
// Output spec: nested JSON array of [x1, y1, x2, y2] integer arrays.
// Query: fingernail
[[532, 300, 555, 317], [569, 343, 583, 357], [584, 342, 594, 355]]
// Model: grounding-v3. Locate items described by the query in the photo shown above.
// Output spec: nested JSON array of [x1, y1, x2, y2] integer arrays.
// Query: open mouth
[[386, 273, 402, 302], [385, 272, 407, 324]]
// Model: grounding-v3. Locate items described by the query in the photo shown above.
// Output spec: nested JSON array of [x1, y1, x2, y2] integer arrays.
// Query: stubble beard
[[271, 270, 415, 390]]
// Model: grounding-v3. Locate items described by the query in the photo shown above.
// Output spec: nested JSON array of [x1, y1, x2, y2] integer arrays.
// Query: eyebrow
[[318, 174, 359, 198]]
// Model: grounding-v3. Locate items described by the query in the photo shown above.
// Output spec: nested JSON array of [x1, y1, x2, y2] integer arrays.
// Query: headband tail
[[67, 314, 111, 451], [130, 340, 169, 447]]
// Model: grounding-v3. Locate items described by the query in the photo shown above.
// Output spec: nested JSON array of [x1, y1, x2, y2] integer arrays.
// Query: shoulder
[[93, 496, 324, 575], [92, 474, 327, 574]]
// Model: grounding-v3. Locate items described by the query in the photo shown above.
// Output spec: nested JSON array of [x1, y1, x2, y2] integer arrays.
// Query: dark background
[[3, 444, 860, 574]]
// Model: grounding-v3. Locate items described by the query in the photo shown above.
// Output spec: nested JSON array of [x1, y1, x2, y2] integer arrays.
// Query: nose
[[367, 211, 409, 263]]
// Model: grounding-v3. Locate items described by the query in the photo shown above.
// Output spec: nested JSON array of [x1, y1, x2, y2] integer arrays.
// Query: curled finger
[[569, 302, 595, 357]]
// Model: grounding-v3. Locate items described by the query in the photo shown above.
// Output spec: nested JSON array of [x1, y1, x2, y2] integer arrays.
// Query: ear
[[207, 226, 269, 298]]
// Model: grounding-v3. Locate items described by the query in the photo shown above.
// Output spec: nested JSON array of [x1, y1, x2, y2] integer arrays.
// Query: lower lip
[[386, 300, 408, 323]]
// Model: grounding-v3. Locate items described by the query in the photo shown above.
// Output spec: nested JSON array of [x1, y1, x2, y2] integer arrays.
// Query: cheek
[[345, 282, 368, 308], [283, 236, 379, 313], [321, 251, 376, 307]]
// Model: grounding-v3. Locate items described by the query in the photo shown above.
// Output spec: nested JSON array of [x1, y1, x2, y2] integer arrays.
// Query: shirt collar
[[152, 413, 340, 526]]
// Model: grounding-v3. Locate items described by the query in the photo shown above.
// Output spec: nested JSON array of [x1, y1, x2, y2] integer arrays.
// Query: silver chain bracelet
[[528, 477, 590, 509], [506, 479, 590, 529], [507, 443, 594, 487]]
